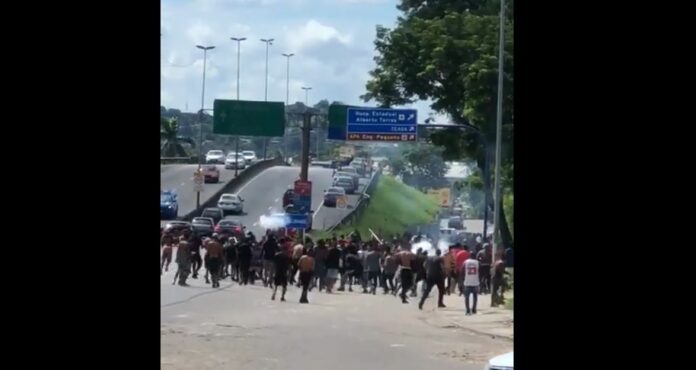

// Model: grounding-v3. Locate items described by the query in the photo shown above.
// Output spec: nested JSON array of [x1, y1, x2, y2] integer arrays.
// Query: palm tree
[[160, 117, 195, 157]]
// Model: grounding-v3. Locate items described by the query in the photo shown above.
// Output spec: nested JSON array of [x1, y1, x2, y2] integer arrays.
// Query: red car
[[204, 165, 220, 183], [282, 188, 294, 207]]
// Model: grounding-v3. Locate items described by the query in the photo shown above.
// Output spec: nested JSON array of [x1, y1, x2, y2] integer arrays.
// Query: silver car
[[217, 193, 244, 215], [205, 150, 225, 164], [224, 153, 246, 169]]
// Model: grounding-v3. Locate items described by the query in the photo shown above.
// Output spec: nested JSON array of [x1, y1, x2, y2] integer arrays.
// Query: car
[[224, 153, 246, 169], [448, 216, 464, 230], [486, 351, 513, 370], [333, 176, 356, 194], [217, 193, 244, 214], [282, 188, 294, 208], [241, 150, 257, 164], [333, 171, 359, 189], [191, 217, 215, 236], [163, 220, 192, 237], [200, 207, 224, 224], [205, 150, 225, 164], [203, 165, 220, 183], [160, 190, 179, 219], [337, 167, 361, 187], [214, 218, 245, 237], [323, 187, 346, 207]]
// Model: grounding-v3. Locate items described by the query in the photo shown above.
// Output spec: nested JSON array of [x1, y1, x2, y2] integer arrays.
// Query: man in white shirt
[[461, 255, 480, 315]]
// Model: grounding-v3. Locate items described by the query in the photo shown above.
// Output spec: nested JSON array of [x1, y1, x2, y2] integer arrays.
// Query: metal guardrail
[[160, 156, 197, 164], [326, 168, 382, 232]]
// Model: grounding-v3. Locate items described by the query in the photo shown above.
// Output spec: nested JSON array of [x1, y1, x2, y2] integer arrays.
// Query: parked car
[[323, 187, 346, 207], [333, 176, 356, 194], [191, 217, 215, 236], [163, 221, 192, 237], [448, 216, 464, 230], [337, 167, 360, 187], [241, 150, 257, 164], [217, 193, 244, 214], [282, 188, 294, 208], [214, 218, 245, 237], [333, 170, 359, 189], [200, 207, 224, 224], [205, 150, 225, 164], [224, 153, 246, 169], [486, 351, 513, 370], [160, 190, 179, 219], [203, 165, 220, 183]]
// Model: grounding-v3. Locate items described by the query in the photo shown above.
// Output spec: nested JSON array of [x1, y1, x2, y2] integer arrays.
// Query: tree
[[362, 0, 514, 247], [160, 117, 195, 157]]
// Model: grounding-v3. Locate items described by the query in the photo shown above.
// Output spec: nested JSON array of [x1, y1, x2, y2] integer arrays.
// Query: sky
[[161, 0, 447, 122]]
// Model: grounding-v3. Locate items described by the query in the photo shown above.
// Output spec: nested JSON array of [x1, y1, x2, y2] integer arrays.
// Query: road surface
[[161, 266, 512, 370]]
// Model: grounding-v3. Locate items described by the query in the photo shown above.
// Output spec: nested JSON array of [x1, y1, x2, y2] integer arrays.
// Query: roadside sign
[[337, 195, 347, 209], [287, 213, 309, 229], [346, 107, 417, 142], [293, 180, 312, 214], [213, 99, 285, 137], [193, 170, 204, 193]]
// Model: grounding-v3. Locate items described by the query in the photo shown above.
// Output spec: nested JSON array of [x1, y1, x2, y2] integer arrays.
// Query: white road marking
[[268, 206, 273, 211], [253, 222, 258, 227], [180, 183, 185, 186], [274, 198, 279, 202], [390, 344, 405, 348]]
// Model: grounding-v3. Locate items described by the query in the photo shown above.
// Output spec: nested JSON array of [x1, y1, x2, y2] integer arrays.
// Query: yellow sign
[[337, 195, 348, 209], [439, 188, 451, 207], [339, 145, 355, 157]]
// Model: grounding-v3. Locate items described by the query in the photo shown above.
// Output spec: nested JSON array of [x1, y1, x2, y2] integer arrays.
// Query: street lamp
[[230, 37, 246, 176], [260, 38, 274, 159], [282, 53, 294, 160], [195, 45, 215, 170], [301, 86, 312, 105], [195, 45, 215, 209]]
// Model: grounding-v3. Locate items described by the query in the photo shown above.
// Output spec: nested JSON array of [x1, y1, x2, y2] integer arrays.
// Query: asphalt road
[[160, 267, 512, 370]]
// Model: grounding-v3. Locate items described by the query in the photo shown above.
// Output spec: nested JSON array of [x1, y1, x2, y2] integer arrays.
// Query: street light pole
[[282, 53, 294, 160], [231, 37, 246, 177], [195, 45, 215, 209], [301, 86, 312, 105], [491, 0, 506, 305], [260, 38, 274, 159]]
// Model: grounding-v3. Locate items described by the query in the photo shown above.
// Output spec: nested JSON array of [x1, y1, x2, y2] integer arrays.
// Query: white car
[[241, 150, 257, 164], [486, 351, 513, 370], [205, 150, 225, 164], [217, 193, 244, 215], [224, 153, 246, 169]]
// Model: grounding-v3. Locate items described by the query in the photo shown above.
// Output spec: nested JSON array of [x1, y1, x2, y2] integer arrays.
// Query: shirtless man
[[206, 236, 225, 288], [297, 250, 315, 304], [395, 244, 415, 304]]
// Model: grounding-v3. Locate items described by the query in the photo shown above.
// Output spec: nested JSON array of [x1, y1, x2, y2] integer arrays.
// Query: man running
[[261, 233, 279, 287], [462, 251, 480, 314], [364, 244, 382, 295], [174, 236, 191, 286], [297, 249, 315, 304], [324, 241, 340, 293], [223, 237, 238, 281], [491, 251, 509, 307], [291, 240, 304, 285], [271, 247, 291, 301], [206, 236, 224, 288], [411, 248, 426, 297], [161, 233, 173, 275], [477, 243, 492, 294], [419, 248, 446, 309], [443, 246, 456, 295], [237, 236, 253, 285], [189, 233, 203, 279], [396, 244, 415, 304], [381, 247, 398, 295], [313, 239, 328, 291]]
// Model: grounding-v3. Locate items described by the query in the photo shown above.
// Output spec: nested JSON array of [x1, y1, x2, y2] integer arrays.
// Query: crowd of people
[[160, 228, 512, 311]]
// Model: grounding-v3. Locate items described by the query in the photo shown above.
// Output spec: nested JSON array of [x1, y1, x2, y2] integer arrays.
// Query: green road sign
[[213, 99, 285, 137]]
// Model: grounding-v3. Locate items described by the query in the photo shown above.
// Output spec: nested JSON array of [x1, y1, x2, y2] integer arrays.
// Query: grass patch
[[309, 175, 439, 240]]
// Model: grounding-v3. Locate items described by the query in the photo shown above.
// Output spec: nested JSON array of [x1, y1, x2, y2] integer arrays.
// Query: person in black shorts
[[271, 249, 290, 301]]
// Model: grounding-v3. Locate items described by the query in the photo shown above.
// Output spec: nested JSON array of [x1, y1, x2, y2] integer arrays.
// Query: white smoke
[[259, 214, 288, 230]]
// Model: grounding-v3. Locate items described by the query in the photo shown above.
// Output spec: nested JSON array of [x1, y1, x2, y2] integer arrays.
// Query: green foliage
[[363, 0, 514, 245], [160, 117, 195, 157]]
